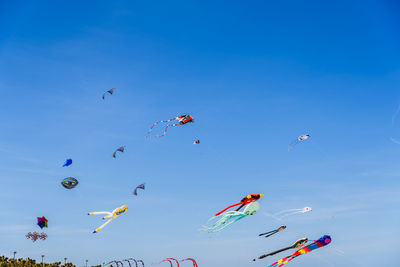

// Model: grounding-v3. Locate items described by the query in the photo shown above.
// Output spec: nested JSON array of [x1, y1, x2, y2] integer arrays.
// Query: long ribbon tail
[[215, 202, 245, 216], [147, 118, 176, 137], [93, 217, 115, 233]]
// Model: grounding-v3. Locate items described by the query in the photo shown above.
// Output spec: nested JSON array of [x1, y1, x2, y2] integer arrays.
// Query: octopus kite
[[26, 232, 47, 242], [147, 114, 194, 138], [288, 134, 310, 151], [102, 88, 116, 99], [253, 237, 308, 261], [37, 216, 48, 229], [267, 235, 332, 267], [88, 204, 128, 233], [202, 201, 260, 233], [215, 194, 264, 216], [259, 225, 286, 238]]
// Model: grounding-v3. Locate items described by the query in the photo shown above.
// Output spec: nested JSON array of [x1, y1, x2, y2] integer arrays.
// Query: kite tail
[[215, 202, 245, 216], [147, 118, 176, 137]]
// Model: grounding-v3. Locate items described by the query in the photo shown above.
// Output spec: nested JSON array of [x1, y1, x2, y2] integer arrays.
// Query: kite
[[253, 237, 308, 261], [259, 225, 286, 238], [26, 232, 47, 242], [215, 194, 264, 216], [113, 146, 125, 158], [133, 183, 145, 196], [288, 134, 310, 151], [267, 235, 331, 267], [193, 140, 200, 145], [37, 216, 48, 229], [270, 207, 312, 220], [62, 158, 72, 167], [147, 114, 194, 138], [181, 258, 197, 267], [102, 88, 116, 99], [88, 204, 128, 233], [61, 177, 79, 189], [202, 201, 260, 233]]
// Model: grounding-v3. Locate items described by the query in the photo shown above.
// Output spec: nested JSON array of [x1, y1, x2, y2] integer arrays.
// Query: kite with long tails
[[215, 194, 263, 216], [268, 207, 312, 220], [253, 237, 308, 261], [259, 225, 286, 238], [147, 115, 194, 138], [88, 204, 128, 233], [202, 202, 260, 233], [181, 259, 197, 267], [267, 235, 331, 267]]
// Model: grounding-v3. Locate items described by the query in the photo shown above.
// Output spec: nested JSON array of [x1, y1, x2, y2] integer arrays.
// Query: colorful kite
[[147, 114, 194, 138], [181, 258, 197, 267], [267, 235, 332, 267], [113, 146, 125, 158], [202, 202, 260, 233], [26, 232, 47, 242], [215, 194, 264, 216], [61, 177, 79, 189], [288, 134, 310, 151], [270, 207, 312, 220], [133, 183, 145, 196], [102, 88, 116, 99], [193, 140, 200, 145], [88, 204, 128, 233], [37, 216, 48, 229], [253, 237, 308, 261], [62, 158, 72, 167], [259, 225, 286, 238]]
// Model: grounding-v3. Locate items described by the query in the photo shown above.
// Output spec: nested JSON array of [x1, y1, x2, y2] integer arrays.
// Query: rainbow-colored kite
[[268, 235, 331, 267], [37, 216, 48, 229]]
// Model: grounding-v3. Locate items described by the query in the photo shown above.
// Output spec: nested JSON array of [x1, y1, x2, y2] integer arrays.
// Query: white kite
[[88, 204, 128, 233]]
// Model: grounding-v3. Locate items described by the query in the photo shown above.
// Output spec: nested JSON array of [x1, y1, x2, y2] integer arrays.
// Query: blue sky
[[0, 1, 399, 266]]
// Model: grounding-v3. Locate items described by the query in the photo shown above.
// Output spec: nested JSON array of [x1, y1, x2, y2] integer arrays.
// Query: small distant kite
[[215, 194, 264, 216], [147, 114, 194, 138], [37, 216, 48, 229], [102, 88, 116, 99], [288, 134, 310, 151], [202, 201, 260, 233], [181, 258, 197, 267], [269, 207, 312, 220], [26, 232, 47, 242], [113, 146, 125, 158], [253, 237, 308, 261], [133, 183, 145, 196], [88, 204, 128, 233], [259, 225, 286, 238], [267, 235, 331, 267], [62, 158, 72, 167], [193, 140, 200, 145], [61, 177, 79, 189]]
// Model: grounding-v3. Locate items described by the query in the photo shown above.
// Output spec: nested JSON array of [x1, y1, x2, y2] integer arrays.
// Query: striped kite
[[267, 235, 331, 267]]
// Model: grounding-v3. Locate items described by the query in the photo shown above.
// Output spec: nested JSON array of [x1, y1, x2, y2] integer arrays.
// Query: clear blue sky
[[0, 1, 399, 266]]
